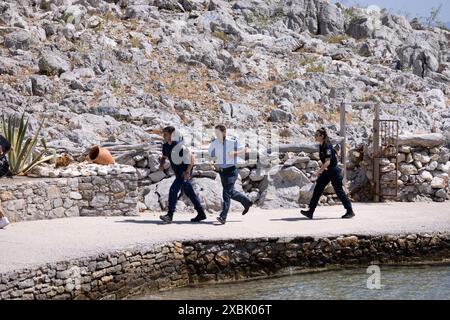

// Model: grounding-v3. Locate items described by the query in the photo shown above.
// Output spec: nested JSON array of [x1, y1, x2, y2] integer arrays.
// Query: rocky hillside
[[0, 0, 449, 156]]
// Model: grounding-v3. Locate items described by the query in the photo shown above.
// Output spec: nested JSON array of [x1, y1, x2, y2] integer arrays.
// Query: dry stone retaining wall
[[352, 134, 450, 202], [0, 165, 139, 222]]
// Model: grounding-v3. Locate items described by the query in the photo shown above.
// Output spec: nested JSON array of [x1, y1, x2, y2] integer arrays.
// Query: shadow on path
[[270, 217, 342, 222], [116, 219, 243, 225]]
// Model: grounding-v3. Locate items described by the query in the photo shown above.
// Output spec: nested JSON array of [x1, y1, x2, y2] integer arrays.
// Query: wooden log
[[266, 137, 344, 154], [100, 142, 161, 152], [398, 133, 444, 148]]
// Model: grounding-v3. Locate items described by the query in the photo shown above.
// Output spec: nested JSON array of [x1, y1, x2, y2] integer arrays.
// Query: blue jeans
[[168, 174, 203, 215], [309, 166, 352, 211], [219, 167, 251, 219]]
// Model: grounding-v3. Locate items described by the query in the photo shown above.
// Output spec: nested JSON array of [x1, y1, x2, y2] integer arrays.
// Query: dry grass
[[212, 31, 230, 44], [326, 34, 349, 44], [294, 102, 352, 124], [129, 36, 141, 48], [305, 64, 325, 73]]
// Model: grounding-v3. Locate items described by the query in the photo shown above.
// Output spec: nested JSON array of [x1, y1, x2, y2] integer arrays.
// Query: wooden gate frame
[[374, 119, 399, 199], [339, 101, 385, 202]]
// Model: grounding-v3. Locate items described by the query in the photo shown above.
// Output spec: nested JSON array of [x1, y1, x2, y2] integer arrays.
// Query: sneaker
[[159, 214, 173, 224], [191, 211, 207, 222], [300, 209, 314, 219], [216, 216, 226, 225], [341, 210, 355, 219], [0, 217, 10, 229], [242, 201, 253, 216]]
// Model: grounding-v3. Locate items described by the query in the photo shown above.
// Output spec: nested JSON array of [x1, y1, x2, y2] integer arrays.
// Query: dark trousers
[[309, 166, 352, 211], [219, 167, 251, 219], [168, 174, 203, 215]]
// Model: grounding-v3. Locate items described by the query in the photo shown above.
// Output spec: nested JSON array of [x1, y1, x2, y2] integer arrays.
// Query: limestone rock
[[38, 52, 70, 76], [258, 166, 311, 208], [4, 30, 31, 50], [399, 164, 418, 175]]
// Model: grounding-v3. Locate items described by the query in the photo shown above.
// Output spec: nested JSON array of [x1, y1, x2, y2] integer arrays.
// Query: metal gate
[[373, 119, 399, 200]]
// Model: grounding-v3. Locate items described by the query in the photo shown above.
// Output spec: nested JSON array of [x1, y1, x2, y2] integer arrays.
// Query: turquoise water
[[137, 265, 450, 300]]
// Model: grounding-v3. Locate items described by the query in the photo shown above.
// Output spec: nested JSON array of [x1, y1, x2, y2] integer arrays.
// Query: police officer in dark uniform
[[301, 127, 355, 219]]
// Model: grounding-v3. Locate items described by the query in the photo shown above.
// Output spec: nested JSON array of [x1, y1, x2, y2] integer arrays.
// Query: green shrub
[[212, 31, 230, 44], [1, 113, 55, 175]]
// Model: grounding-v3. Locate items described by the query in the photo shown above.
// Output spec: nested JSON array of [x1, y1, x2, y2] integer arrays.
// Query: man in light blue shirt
[[208, 124, 253, 224]]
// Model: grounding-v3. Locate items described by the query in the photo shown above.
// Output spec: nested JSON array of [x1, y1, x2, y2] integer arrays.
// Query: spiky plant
[[1, 113, 55, 175]]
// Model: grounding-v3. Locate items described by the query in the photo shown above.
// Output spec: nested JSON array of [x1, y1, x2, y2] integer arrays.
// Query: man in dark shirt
[[159, 126, 206, 224], [301, 127, 354, 219]]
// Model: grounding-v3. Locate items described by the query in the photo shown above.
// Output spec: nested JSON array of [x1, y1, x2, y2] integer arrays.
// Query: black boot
[[216, 216, 226, 225], [191, 209, 207, 222], [341, 209, 355, 219], [300, 209, 314, 219], [242, 201, 253, 216], [159, 212, 173, 224]]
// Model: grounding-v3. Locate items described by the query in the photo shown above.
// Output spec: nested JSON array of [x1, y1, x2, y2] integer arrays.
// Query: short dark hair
[[215, 124, 226, 134], [162, 126, 175, 134]]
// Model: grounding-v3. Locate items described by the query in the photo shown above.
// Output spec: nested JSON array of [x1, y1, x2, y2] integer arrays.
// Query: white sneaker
[[0, 217, 9, 229]]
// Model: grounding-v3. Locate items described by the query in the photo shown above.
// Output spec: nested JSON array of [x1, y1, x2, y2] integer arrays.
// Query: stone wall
[[9, 133, 449, 217], [352, 134, 450, 202], [0, 233, 448, 300], [0, 164, 139, 222], [140, 143, 450, 212]]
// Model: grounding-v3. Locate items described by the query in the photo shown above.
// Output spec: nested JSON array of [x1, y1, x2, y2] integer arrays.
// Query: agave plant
[[1, 113, 55, 175]]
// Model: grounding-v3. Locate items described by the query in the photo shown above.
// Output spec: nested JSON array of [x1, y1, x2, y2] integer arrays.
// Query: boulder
[[317, 1, 345, 35], [30, 75, 52, 96], [143, 184, 161, 211], [149, 170, 166, 183], [38, 52, 70, 76], [191, 176, 245, 212], [63, 5, 86, 26], [346, 17, 374, 39], [283, 156, 310, 167], [4, 30, 30, 50], [258, 166, 311, 208], [269, 108, 293, 122]]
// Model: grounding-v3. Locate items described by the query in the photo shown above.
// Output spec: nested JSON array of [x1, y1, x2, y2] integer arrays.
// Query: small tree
[[426, 4, 443, 28]]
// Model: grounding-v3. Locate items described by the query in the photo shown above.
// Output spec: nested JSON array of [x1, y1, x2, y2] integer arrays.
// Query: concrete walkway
[[1, 202, 449, 274]]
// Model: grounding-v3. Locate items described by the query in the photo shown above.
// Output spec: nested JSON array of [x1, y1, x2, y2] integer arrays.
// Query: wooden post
[[373, 103, 380, 202], [340, 101, 347, 185]]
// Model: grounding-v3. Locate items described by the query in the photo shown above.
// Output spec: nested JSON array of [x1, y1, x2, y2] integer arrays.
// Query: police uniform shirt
[[319, 142, 338, 168], [162, 140, 190, 175]]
